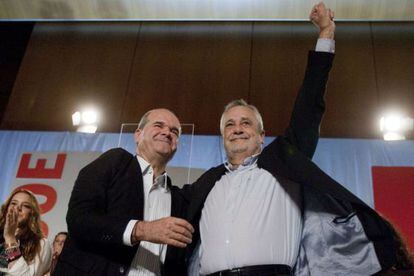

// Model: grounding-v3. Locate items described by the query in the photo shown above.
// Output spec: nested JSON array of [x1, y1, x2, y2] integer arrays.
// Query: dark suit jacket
[[183, 51, 396, 275], [53, 148, 188, 276]]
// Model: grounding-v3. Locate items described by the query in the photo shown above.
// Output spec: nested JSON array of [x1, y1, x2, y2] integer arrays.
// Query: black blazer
[[53, 148, 188, 276], [183, 51, 395, 274]]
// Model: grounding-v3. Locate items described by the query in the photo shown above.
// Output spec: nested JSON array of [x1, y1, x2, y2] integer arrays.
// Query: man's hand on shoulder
[[310, 2, 335, 39], [131, 217, 194, 248]]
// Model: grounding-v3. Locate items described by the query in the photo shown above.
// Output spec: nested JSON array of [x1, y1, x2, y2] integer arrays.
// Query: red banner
[[372, 166, 414, 250]]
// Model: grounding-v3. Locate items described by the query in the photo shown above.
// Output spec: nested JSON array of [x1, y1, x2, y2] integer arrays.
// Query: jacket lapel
[[187, 164, 226, 222]]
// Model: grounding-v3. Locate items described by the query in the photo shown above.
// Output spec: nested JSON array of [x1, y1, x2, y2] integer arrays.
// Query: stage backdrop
[[0, 130, 413, 249]]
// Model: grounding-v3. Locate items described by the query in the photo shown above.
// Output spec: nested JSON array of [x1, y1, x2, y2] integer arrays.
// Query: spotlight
[[72, 109, 99, 133], [81, 110, 98, 125], [379, 113, 413, 141]]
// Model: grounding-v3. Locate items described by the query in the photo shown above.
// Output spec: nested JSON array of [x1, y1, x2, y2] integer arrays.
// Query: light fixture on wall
[[72, 108, 99, 133], [379, 112, 413, 141]]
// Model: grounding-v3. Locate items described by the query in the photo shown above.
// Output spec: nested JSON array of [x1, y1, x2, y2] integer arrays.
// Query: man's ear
[[134, 129, 142, 145], [260, 130, 265, 144]]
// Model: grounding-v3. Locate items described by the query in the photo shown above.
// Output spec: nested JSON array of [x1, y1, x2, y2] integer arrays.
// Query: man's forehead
[[224, 106, 257, 121], [148, 110, 180, 125]]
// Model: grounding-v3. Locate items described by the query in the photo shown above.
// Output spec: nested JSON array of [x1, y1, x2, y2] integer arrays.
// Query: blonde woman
[[0, 189, 52, 275]]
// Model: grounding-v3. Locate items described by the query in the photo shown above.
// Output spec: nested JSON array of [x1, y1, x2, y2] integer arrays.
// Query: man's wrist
[[319, 25, 335, 40], [131, 221, 145, 244]]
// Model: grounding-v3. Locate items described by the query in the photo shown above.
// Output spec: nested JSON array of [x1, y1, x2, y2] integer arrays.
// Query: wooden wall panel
[[372, 23, 414, 139], [1, 22, 414, 139], [321, 23, 379, 138], [1, 22, 139, 132], [249, 22, 316, 135], [122, 22, 252, 134]]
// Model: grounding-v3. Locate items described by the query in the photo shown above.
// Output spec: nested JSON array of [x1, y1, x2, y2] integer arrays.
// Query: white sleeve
[[7, 238, 52, 276], [123, 219, 138, 246], [315, 38, 335, 53]]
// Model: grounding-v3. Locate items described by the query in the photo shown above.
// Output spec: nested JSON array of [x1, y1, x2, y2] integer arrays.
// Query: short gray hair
[[137, 110, 152, 130], [220, 99, 264, 134]]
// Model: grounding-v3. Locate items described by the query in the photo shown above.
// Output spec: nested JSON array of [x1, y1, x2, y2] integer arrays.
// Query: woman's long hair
[[391, 224, 414, 270], [381, 216, 414, 270], [0, 189, 44, 262]]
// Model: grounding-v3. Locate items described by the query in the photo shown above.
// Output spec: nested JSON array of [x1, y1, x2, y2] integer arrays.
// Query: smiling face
[[8, 192, 33, 227], [222, 105, 265, 164], [134, 109, 181, 165]]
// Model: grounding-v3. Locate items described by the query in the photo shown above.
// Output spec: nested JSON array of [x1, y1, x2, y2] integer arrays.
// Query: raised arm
[[284, 2, 335, 158]]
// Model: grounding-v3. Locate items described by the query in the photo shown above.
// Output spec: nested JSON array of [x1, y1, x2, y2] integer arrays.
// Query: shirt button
[[225, 240, 230, 244], [119, 266, 125, 273]]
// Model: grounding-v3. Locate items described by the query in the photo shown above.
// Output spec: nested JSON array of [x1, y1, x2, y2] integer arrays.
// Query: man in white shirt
[[198, 4, 335, 273], [54, 108, 194, 276], [185, 3, 396, 276]]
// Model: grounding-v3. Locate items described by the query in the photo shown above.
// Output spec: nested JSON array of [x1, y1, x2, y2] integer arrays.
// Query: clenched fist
[[310, 2, 335, 39]]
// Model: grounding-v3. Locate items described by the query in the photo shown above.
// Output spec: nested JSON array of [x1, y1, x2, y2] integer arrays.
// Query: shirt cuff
[[123, 220, 138, 246], [315, 38, 335, 53]]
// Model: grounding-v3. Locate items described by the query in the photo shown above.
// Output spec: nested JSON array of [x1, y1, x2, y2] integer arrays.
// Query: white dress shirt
[[123, 156, 171, 276], [199, 155, 302, 274]]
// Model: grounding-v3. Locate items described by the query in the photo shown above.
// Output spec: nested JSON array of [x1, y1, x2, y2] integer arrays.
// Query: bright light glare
[[72, 108, 99, 133], [81, 110, 98, 124], [383, 132, 405, 141], [379, 113, 413, 141], [77, 125, 98, 133], [379, 114, 403, 132], [72, 111, 81, 126], [380, 114, 413, 131]]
